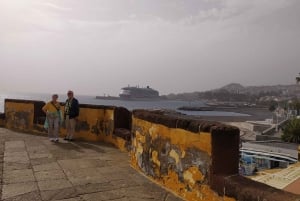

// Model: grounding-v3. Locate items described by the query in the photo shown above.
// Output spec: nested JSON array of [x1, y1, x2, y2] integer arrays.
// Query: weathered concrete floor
[[0, 128, 183, 201]]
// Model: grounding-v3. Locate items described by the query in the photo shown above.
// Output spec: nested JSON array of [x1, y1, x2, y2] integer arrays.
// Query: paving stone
[[30, 157, 57, 166], [33, 162, 60, 172], [4, 162, 31, 171], [40, 187, 77, 201], [58, 159, 107, 171], [50, 150, 82, 160], [54, 197, 83, 201], [65, 168, 108, 186], [4, 155, 29, 164], [2, 182, 38, 200], [5, 141, 25, 149], [110, 178, 140, 188], [75, 182, 116, 195], [3, 147, 26, 153], [35, 169, 66, 181], [38, 179, 73, 191], [4, 151, 27, 157], [165, 193, 185, 201], [79, 189, 127, 201], [74, 178, 143, 195], [25, 143, 47, 149], [3, 191, 41, 201], [103, 171, 130, 181], [3, 169, 35, 184], [29, 153, 53, 159], [124, 186, 166, 200]]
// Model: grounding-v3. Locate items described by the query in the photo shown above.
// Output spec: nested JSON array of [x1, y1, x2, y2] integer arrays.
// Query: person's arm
[[42, 103, 48, 114], [75, 100, 80, 117]]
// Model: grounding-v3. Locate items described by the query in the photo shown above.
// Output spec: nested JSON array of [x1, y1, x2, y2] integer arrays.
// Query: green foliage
[[282, 118, 300, 143], [289, 100, 300, 115], [268, 100, 278, 112], [269, 104, 276, 112]]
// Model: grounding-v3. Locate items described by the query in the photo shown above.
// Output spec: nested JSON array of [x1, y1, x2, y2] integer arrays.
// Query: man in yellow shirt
[[42, 94, 61, 142]]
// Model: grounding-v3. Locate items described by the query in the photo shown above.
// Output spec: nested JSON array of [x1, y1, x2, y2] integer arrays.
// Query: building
[[240, 141, 298, 175]]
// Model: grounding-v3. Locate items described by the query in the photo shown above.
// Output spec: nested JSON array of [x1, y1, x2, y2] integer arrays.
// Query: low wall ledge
[[5, 99, 117, 110], [133, 109, 239, 134], [78, 104, 115, 110], [224, 175, 300, 201], [5, 99, 44, 104]]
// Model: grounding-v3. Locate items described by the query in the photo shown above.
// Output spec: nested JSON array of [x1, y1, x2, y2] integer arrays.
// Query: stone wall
[[131, 110, 238, 201], [299, 145, 300, 161], [3, 99, 131, 151], [0, 112, 5, 127], [131, 110, 300, 201]]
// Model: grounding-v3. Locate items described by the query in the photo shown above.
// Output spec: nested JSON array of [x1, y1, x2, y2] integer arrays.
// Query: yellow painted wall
[[59, 106, 127, 151], [131, 117, 236, 201], [5, 101, 34, 131], [4, 100, 128, 151], [0, 118, 5, 127]]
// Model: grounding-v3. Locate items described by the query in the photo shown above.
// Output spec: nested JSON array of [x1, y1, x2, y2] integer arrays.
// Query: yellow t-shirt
[[43, 101, 60, 113]]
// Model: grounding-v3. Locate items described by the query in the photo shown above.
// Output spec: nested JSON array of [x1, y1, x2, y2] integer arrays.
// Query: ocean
[[0, 92, 249, 117]]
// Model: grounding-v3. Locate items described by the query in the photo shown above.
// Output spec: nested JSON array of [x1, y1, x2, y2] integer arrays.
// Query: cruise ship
[[119, 86, 159, 100]]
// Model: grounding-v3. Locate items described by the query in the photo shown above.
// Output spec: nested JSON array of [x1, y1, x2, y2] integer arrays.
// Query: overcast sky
[[0, 0, 299, 96]]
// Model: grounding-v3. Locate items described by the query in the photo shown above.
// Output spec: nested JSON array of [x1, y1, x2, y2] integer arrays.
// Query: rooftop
[[0, 128, 182, 201]]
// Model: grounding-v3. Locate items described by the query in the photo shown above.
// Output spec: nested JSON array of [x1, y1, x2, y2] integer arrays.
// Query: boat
[[119, 86, 159, 100]]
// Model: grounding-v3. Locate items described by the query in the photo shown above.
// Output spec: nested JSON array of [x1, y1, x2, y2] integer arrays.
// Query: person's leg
[[53, 117, 59, 142], [48, 118, 54, 141], [65, 116, 70, 140], [68, 118, 76, 140]]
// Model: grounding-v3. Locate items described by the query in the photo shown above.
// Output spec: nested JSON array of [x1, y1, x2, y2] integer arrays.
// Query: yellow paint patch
[[152, 150, 161, 167], [169, 149, 180, 164], [181, 150, 186, 158], [149, 126, 159, 140], [132, 118, 212, 155], [136, 142, 143, 155], [135, 130, 145, 143], [183, 167, 204, 186]]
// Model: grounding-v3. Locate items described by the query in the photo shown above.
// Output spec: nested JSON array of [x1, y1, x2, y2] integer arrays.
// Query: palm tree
[[282, 118, 300, 143], [296, 73, 300, 84]]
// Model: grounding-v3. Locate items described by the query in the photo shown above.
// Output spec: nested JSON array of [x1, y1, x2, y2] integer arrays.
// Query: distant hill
[[164, 83, 300, 102], [219, 83, 300, 96], [218, 83, 245, 93]]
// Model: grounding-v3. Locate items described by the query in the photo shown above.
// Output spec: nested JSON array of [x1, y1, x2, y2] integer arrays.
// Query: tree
[[282, 118, 300, 143], [296, 73, 300, 84], [290, 100, 300, 116], [268, 100, 278, 112], [269, 104, 276, 113]]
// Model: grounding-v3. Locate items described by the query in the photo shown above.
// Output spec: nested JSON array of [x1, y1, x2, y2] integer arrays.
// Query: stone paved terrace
[[0, 128, 183, 201]]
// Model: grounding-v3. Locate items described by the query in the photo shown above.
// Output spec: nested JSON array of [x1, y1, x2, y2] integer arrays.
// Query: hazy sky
[[1, 0, 299, 96]]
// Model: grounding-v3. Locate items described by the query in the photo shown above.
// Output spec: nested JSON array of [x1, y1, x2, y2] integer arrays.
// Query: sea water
[[0, 92, 249, 117]]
